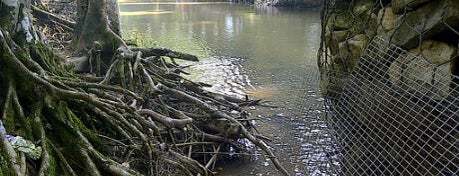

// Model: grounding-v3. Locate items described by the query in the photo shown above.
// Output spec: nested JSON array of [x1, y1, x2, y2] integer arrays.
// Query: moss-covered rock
[[391, 0, 459, 49], [388, 40, 457, 99], [377, 7, 397, 32], [391, 0, 432, 14], [320, 0, 459, 175]]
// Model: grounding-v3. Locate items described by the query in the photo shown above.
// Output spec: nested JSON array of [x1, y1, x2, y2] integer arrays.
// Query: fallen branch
[[137, 109, 193, 129], [131, 47, 199, 62], [32, 5, 76, 30]]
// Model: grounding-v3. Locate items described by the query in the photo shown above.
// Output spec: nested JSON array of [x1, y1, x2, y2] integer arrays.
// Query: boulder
[[346, 34, 368, 59], [332, 12, 353, 30], [319, 72, 330, 96], [353, 0, 373, 15], [391, 0, 459, 49], [388, 40, 457, 99], [325, 30, 350, 55], [377, 7, 397, 32], [338, 34, 368, 72], [391, 0, 432, 14], [349, 11, 378, 38]]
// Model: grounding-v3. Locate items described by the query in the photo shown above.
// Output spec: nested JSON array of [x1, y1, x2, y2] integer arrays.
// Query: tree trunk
[[106, 0, 121, 36], [0, 1, 136, 175], [2, 0, 39, 43], [72, 0, 125, 73]]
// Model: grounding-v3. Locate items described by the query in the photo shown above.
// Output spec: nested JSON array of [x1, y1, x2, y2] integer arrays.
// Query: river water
[[119, 1, 338, 175]]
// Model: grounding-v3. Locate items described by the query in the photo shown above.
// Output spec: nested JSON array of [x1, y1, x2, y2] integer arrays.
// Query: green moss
[[45, 102, 87, 175], [45, 140, 58, 176], [3, 100, 16, 135], [0, 2, 14, 32], [49, 102, 98, 145], [29, 42, 67, 75], [123, 30, 159, 47], [13, 47, 29, 63], [0, 148, 16, 175], [67, 108, 99, 142]]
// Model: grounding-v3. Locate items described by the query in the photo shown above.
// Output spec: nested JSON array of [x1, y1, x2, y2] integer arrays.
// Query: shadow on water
[[120, 1, 337, 175]]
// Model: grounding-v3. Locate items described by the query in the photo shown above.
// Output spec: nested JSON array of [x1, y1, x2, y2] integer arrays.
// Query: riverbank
[[27, 1, 294, 175], [253, 0, 322, 8], [40, 1, 325, 175]]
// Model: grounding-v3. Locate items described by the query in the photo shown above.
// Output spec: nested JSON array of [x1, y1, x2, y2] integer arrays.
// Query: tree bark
[[106, 0, 121, 36], [2, 0, 39, 43], [72, 0, 125, 73]]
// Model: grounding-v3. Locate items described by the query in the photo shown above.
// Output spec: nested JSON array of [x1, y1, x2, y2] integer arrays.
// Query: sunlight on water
[[244, 86, 280, 99], [119, 2, 230, 5], [120, 1, 323, 175], [120, 10, 174, 16], [182, 57, 249, 99]]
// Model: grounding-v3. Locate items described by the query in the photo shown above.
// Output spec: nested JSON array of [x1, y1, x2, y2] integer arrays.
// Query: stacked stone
[[322, 0, 458, 98], [320, 0, 458, 175]]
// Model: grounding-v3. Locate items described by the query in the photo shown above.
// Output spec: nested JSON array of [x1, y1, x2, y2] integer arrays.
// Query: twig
[[174, 142, 217, 147], [205, 145, 220, 169], [137, 109, 193, 129], [157, 84, 291, 175]]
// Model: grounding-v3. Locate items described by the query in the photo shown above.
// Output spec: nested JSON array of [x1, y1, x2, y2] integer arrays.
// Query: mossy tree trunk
[[73, 0, 125, 73], [1, 1, 74, 175], [0, 0, 135, 175]]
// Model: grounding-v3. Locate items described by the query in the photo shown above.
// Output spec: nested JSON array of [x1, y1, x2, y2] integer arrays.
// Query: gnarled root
[[0, 28, 291, 175]]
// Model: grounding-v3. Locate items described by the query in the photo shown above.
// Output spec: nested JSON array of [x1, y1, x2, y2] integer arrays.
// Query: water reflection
[[120, 1, 320, 60], [120, 1, 325, 175], [120, 10, 174, 16], [225, 15, 233, 38], [186, 56, 251, 98]]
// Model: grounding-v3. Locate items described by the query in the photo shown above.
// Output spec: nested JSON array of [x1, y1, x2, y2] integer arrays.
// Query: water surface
[[119, 1, 333, 175]]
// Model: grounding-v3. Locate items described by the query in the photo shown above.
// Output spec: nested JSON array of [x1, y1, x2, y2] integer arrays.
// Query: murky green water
[[120, 1, 330, 175]]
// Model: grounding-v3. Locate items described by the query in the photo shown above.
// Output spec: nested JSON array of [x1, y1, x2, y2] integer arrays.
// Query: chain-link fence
[[317, 0, 458, 175]]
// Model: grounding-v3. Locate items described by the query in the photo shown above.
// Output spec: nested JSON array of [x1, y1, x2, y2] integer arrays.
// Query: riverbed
[[119, 1, 337, 175]]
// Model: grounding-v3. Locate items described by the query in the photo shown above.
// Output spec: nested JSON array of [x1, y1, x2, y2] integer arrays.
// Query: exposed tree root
[[0, 23, 291, 176], [32, 5, 76, 31]]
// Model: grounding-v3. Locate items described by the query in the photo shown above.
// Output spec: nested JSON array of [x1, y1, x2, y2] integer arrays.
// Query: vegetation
[[0, 0, 289, 175]]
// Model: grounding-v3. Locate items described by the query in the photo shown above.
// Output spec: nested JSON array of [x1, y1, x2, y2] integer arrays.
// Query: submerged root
[[0, 28, 291, 175]]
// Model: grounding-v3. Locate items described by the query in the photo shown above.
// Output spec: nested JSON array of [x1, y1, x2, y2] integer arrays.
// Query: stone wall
[[320, 0, 459, 175], [320, 0, 459, 99]]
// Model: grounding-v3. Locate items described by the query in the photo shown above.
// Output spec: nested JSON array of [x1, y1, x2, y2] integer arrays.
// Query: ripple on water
[[120, 2, 331, 175], [183, 56, 250, 99]]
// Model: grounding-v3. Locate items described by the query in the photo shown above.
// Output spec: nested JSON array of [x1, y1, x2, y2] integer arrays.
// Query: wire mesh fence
[[317, 0, 458, 175], [325, 37, 458, 175]]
